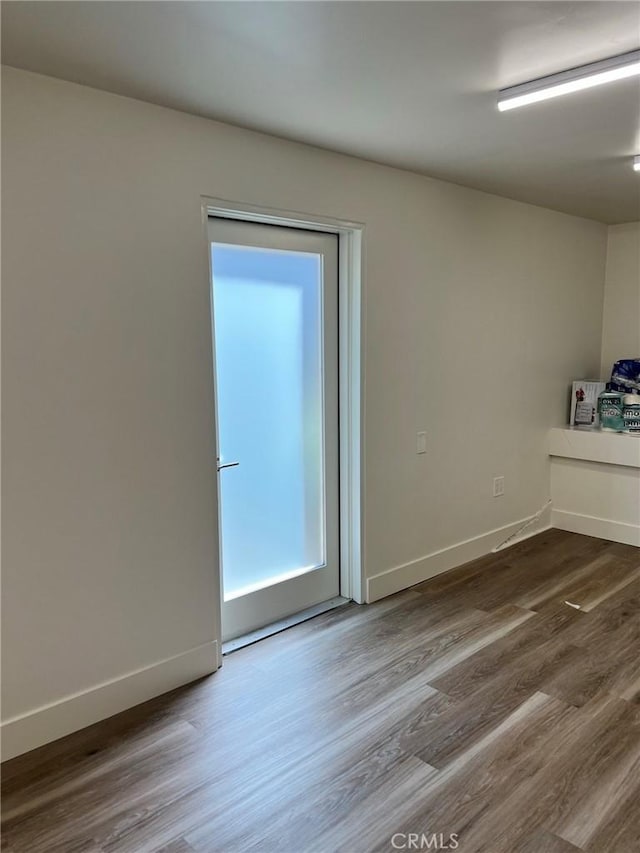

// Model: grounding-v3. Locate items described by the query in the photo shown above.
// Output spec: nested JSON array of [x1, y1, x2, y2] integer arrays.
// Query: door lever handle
[[217, 461, 240, 471]]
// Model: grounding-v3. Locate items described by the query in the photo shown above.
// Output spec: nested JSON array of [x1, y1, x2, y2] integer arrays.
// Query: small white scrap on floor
[[564, 600, 581, 610]]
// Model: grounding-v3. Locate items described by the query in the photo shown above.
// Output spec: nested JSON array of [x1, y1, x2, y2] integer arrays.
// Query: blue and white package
[[608, 359, 640, 395]]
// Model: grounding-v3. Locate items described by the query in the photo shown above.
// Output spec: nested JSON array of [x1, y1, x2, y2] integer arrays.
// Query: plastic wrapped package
[[609, 358, 640, 395]]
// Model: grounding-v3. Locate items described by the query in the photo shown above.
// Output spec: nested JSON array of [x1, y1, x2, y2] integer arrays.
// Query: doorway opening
[[204, 199, 364, 650]]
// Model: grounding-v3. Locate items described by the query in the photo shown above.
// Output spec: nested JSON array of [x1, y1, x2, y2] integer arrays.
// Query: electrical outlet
[[493, 476, 505, 497], [416, 431, 427, 454]]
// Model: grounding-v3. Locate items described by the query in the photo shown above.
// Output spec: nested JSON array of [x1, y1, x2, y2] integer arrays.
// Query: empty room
[[2, 2, 640, 851]]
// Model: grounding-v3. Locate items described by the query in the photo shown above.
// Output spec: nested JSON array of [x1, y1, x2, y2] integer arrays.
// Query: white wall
[[2, 67, 607, 755], [600, 222, 640, 379]]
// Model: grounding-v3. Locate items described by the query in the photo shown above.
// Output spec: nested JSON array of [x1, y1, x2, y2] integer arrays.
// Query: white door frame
[[201, 196, 365, 642]]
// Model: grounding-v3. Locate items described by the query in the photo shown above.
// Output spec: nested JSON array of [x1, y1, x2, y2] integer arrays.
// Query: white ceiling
[[2, 1, 640, 223]]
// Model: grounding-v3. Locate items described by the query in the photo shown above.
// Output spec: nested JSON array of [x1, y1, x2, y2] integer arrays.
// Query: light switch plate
[[417, 431, 427, 454]]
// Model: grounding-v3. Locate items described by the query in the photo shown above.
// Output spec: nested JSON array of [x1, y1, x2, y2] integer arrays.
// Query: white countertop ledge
[[549, 427, 640, 469]]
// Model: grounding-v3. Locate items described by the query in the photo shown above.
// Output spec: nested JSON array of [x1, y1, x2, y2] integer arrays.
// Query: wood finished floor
[[3, 529, 640, 853]]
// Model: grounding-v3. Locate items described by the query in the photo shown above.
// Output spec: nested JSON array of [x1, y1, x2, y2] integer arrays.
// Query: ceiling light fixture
[[634, 156, 640, 172], [498, 49, 640, 111]]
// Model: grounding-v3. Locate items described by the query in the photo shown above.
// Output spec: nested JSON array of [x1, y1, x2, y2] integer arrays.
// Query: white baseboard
[[1, 640, 219, 762], [552, 509, 640, 547], [366, 510, 552, 603]]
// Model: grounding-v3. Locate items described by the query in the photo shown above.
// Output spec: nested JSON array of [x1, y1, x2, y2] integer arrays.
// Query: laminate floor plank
[[531, 556, 640, 613], [428, 601, 584, 701], [187, 745, 437, 853], [582, 577, 640, 625], [450, 693, 638, 852], [544, 702, 640, 849], [3, 530, 639, 853], [416, 637, 582, 768], [584, 771, 640, 853], [155, 840, 197, 853], [100, 670, 447, 852], [540, 612, 640, 707], [415, 534, 612, 615], [518, 829, 582, 853], [513, 551, 627, 611], [372, 692, 576, 852]]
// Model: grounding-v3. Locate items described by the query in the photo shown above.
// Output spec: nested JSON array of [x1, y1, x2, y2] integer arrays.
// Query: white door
[[209, 218, 340, 641]]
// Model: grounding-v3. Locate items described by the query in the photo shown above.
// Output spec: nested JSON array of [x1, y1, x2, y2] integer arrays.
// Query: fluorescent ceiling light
[[498, 49, 640, 111], [635, 156, 640, 172]]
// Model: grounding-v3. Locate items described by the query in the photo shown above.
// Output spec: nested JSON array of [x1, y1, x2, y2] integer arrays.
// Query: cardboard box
[[570, 381, 606, 427]]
